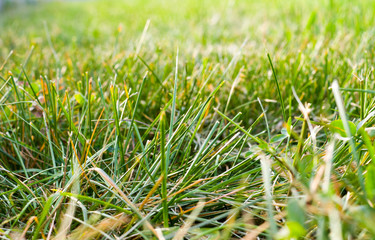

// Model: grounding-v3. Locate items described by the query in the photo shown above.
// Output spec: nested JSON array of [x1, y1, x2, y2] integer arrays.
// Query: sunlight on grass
[[1, 0, 375, 239]]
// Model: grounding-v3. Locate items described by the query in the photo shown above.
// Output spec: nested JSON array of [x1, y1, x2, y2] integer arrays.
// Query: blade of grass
[[267, 53, 286, 122]]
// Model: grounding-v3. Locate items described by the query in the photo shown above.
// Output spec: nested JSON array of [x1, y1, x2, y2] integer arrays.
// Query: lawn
[[1, 0, 375, 239]]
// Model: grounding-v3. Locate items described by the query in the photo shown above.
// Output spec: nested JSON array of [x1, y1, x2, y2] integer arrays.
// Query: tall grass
[[1, 0, 375, 239]]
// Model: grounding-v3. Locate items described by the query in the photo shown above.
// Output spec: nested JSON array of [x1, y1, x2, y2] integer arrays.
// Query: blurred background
[[1, 0, 375, 123]]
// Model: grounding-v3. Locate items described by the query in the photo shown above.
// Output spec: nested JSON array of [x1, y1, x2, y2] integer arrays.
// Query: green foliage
[[366, 165, 375, 201], [1, 0, 375, 239], [329, 119, 357, 137]]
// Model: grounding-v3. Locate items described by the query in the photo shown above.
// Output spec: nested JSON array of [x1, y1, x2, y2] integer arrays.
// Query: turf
[[1, 0, 375, 239]]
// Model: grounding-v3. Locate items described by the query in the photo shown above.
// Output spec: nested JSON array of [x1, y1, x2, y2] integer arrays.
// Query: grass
[[1, 0, 375, 239]]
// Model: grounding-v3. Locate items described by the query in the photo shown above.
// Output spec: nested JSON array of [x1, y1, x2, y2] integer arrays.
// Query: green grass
[[1, 0, 375, 239]]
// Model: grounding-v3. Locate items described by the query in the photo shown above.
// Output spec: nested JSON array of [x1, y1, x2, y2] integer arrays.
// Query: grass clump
[[1, 0, 375, 239]]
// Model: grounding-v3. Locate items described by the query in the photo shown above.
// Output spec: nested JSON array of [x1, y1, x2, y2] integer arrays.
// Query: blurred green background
[[2, 0, 375, 124]]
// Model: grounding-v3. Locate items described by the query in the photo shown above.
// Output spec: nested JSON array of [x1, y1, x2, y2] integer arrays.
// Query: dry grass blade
[[173, 201, 205, 240], [89, 167, 158, 237], [55, 155, 80, 240], [241, 212, 286, 240], [67, 213, 129, 240]]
